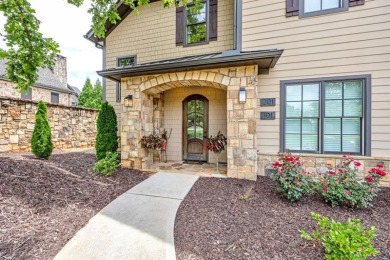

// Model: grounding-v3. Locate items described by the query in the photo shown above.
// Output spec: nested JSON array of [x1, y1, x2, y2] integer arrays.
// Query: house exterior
[[86, 0, 390, 181], [0, 55, 75, 106], [67, 84, 81, 106]]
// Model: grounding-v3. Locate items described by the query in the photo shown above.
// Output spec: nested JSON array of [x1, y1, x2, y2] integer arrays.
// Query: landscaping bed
[[0, 149, 149, 260], [175, 176, 390, 260]]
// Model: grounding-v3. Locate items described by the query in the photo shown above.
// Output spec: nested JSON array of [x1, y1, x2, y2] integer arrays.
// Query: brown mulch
[[175, 177, 390, 260], [0, 149, 149, 260]]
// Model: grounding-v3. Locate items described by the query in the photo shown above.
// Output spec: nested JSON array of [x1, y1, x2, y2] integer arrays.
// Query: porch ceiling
[[143, 80, 226, 95], [97, 49, 283, 82]]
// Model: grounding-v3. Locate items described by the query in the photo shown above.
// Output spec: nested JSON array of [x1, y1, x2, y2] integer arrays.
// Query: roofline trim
[[97, 50, 283, 82]]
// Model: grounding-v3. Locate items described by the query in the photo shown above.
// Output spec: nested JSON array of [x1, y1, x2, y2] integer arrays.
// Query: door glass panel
[[196, 100, 204, 114], [187, 113, 195, 127], [188, 100, 196, 113], [196, 113, 203, 128], [187, 126, 196, 138], [196, 127, 204, 139]]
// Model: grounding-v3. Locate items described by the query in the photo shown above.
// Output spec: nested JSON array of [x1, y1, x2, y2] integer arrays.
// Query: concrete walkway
[[54, 173, 199, 260]]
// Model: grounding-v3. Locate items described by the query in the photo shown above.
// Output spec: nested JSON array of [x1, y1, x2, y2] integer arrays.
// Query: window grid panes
[[285, 83, 320, 152], [117, 56, 135, 67], [186, 2, 207, 44], [304, 0, 342, 13], [284, 79, 364, 154], [324, 81, 363, 153]]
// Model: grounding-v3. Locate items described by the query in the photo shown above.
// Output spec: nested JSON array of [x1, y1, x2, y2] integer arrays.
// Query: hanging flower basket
[[206, 131, 227, 154], [139, 134, 165, 150]]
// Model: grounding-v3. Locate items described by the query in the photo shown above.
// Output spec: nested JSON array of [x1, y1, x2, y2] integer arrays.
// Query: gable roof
[[0, 60, 72, 94]]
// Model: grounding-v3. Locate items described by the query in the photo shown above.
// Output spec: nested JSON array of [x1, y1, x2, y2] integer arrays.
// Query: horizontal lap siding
[[105, 0, 234, 117], [242, 0, 390, 157]]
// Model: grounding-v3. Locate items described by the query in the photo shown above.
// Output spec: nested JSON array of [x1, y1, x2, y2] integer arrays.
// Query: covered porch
[[98, 50, 283, 180]]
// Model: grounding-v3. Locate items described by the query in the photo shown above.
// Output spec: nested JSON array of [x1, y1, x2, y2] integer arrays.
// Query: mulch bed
[[175, 177, 390, 260], [0, 149, 149, 260]]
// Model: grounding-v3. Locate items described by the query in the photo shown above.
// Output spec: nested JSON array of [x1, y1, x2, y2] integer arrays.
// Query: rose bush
[[271, 153, 316, 202], [322, 155, 387, 208]]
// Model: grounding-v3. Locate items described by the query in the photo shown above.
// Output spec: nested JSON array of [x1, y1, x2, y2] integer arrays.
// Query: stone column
[[121, 77, 153, 169], [226, 65, 258, 180]]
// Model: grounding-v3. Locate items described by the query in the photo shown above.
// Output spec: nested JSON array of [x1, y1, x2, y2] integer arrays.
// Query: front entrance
[[183, 95, 208, 162]]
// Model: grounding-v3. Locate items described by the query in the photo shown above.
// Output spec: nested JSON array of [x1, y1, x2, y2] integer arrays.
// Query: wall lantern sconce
[[239, 87, 246, 103], [124, 95, 133, 107]]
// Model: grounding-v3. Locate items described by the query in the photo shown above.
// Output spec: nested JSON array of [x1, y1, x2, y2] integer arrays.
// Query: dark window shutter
[[176, 6, 184, 46], [349, 0, 365, 7], [286, 0, 299, 17], [209, 0, 218, 41]]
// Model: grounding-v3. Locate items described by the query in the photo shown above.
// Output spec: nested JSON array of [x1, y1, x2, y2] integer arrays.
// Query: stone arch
[[139, 71, 233, 95]]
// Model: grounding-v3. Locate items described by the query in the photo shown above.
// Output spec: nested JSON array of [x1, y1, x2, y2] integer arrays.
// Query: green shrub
[[31, 101, 53, 158], [322, 155, 387, 208], [96, 102, 118, 160], [271, 153, 316, 202], [93, 152, 120, 175], [300, 212, 379, 260]]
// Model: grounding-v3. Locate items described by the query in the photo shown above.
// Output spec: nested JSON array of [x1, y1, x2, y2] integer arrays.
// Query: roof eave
[[97, 50, 284, 82]]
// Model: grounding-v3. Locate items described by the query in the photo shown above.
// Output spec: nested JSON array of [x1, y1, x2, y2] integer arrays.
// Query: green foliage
[[78, 78, 103, 109], [0, 0, 199, 92], [322, 155, 387, 208], [0, 0, 59, 93], [31, 101, 53, 158], [271, 153, 316, 202], [96, 102, 118, 160], [300, 212, 379, 260], [93, 152, 120, 175]]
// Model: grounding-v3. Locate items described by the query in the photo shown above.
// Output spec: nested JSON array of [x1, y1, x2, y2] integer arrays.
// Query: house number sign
[[260, 112, 276, 120], [260, 98, 276, 107]]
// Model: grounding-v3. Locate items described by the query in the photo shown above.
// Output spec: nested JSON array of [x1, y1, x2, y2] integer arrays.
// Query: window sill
[[299, 6, 349, 18], [183, 41, 210, 48]]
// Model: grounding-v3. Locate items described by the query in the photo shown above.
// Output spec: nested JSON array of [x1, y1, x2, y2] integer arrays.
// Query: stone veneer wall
[[258, 153, 390, 186], [120, 65, 258, 180], [0, 97, 98, 152]]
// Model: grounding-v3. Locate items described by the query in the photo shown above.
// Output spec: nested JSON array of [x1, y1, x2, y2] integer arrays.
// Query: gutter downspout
[[223, 0, 242, 56]]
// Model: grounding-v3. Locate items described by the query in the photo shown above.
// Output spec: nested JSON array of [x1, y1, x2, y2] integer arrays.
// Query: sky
[[0, 0, 102, 90]]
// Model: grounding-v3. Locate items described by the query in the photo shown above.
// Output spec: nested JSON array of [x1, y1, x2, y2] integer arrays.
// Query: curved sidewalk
[[54, 172, 199, 260]]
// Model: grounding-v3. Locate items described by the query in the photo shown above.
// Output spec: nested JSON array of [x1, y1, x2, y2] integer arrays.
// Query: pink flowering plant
[[322, 155, 387, 208], [271, 153, 316, 202]]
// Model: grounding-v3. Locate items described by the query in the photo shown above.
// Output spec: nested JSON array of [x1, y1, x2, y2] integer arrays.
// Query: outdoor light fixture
[[124, 95, 133, 107], [239, 87, 246, 103]]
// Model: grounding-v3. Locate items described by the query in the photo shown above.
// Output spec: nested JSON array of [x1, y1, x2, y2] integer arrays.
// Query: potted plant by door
[[206, 131, 227, 174], [139, 134, 165, 163]]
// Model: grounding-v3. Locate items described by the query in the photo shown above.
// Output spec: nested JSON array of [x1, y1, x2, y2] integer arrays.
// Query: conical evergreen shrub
[[96, 102, 118, 160], [31, 101, 53, 158]]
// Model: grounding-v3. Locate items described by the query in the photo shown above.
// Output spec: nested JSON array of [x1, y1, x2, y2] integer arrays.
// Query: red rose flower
[[377, 164, 384, 168], [328, 170, 336, 175], [376, 169, 386, 177], [354, 161, 361, 167], [338, 168, 344, 173], [285, 156, 294, 162], [344, 190, 351, 196], [323, 186, 328, 192], [272, 161, 282, 168], [365, 175, 374, 183]]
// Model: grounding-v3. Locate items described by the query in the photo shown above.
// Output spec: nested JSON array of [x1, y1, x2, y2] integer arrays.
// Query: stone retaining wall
[[258, 153, 390, 186], [0, 97, 98, 152]]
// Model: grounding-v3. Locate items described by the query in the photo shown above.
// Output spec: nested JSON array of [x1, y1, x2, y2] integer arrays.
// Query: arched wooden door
[[183, 95, 209, 162]]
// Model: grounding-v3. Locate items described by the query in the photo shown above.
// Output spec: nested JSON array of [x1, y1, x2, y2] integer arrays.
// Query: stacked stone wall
[[0, 97, 98, 152]]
